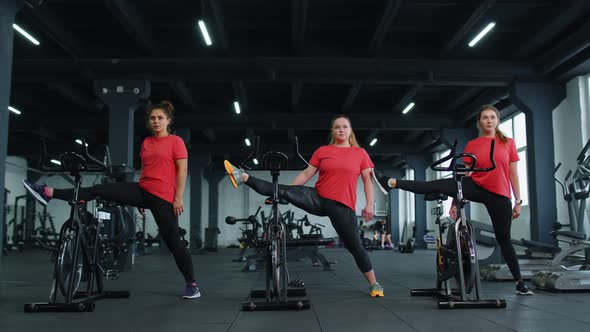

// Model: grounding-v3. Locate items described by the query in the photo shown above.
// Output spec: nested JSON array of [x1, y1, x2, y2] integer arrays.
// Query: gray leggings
[[246, 176, 372, 273]]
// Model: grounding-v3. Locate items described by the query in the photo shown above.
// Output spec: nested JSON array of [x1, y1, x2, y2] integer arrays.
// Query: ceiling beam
[[415, 132, 442, 152], [104, 0, 157, 54], [23, 5, 87, 59], [342, 81, 362, 112], [202, 129, 216, 143], [537, 19, 590, 76], [170, 81, 197, 111], [441, 86, 484, 113], [44, 82, 105, 112], [439, 0, 496, 57], [402, 130, 424, 143], [291, 81, 302, 112], [232, 81, 248, 109], [9, 110, 456, 132], [556, 52, 590, 82], [291, 0, 308, 54], [457, 87, 509, 123], [368, 0, 402, 56], [13, 58, 538, 86], [393, 84, 423, 112], [201, 0, 228, 51], [104, 0, 198, 110], [513, 0, 590, 59], [203, 0, 249, 121]]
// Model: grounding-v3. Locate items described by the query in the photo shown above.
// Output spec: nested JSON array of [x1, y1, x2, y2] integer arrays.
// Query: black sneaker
[[22, 180, 51, 206], [516, 281, 534, 295], [182, 282, 201, 299], [372, 168, 391, 194]]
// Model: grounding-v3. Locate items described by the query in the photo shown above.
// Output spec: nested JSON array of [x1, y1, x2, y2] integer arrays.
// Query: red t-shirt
[[309, 145, 374, 210], [464, 136, 519, 198], [139, 135, 188, 203]]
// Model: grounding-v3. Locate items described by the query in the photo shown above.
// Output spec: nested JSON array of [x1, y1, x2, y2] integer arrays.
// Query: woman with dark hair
[[23, 101, 201, 299], [224, 115, 384, 297], [373, 105, 533, 295]]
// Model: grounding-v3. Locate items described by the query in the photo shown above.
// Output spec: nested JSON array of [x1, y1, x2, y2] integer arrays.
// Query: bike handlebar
[[240, 136, 308, 171], [430, 139, 496, 173], [39, 138, 109, 174]]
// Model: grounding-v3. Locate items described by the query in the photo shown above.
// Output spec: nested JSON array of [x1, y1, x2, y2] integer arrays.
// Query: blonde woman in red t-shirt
[[23, 101, 200, 299], [373, 105, 534, 295], [224, 115, 384, 297]]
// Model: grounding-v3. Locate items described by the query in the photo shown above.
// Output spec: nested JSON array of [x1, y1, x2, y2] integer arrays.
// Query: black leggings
[[246, 176, 372, 273], [53, 182, 195, 283], [396, 177, 521, 281]]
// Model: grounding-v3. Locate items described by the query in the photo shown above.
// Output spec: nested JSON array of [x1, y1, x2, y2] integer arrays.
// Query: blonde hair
[[328, 115, 360, 147], [476, 105, 508, 143]]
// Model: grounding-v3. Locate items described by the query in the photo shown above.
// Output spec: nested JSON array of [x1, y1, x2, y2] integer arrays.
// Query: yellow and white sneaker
[[224, 160, 244, 189], [370, 282, 384, 297]]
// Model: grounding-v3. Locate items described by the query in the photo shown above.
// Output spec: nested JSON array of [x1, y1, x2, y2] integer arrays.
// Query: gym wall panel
[[552, 76, 586, 234]]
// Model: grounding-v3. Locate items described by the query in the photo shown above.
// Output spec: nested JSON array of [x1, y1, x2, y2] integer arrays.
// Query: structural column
[[94, 80, 150, 167], [202, 166, 225, 251], [509, 82, 565, 243], [0, 0, 17, 265], [386, 168, 403, 245], [188, 153, 210, 252], [405, 153, 430, 248]]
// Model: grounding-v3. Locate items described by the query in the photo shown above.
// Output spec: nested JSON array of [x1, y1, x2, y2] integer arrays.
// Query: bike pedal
[[288, 280, 305, 288], [105, 270, 120, 280]]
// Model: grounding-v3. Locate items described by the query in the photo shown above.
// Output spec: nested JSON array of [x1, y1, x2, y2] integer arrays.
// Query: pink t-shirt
[[464, 137, 519, 198], [309, 145, 374, 210], [139, 135, 187, 203]]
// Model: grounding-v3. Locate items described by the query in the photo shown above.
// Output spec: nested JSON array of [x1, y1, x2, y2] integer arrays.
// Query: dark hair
[[146, 100, 175, 133], [476, 104, 508, 143], [328, 114, 360, 147]]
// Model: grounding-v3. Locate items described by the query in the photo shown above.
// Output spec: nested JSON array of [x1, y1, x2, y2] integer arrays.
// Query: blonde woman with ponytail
[[224, 115, 384, 298], [373, 105, 534, 295]]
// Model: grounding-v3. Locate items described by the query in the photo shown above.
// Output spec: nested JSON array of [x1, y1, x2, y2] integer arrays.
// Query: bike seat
[[424, 193, 448, 201]]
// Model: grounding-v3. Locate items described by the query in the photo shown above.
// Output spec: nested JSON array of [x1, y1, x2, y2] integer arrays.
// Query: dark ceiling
[[7, 0, 590, 168]]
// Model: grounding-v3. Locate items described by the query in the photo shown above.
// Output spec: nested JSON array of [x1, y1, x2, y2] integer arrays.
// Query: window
[[501, 112, 529, 205]]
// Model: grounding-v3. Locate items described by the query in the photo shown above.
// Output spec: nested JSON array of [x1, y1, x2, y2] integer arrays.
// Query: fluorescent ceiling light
[[245, 138, 251, 146], [197, 20, 212, 46], [13, 24, 40, 45], [234, 101, 241, 114], [50, 159, 61, 165], [75, 139, 88, 147], [402, 102, 415, 114], [468, 22, 496, 47], [253, 158, 259, 165], [8, 106, 21, 115], [370, 138, 378, 146]]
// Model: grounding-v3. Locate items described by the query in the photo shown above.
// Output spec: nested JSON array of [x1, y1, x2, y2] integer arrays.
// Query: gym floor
[[2, 248, 590, 332]]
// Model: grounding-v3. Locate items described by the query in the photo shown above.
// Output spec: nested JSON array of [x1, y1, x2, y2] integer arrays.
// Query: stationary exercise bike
[[411, 140, 506, 309], [238, 136, 310, 311], [24, 141, 130, 313]]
